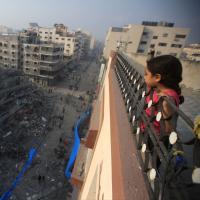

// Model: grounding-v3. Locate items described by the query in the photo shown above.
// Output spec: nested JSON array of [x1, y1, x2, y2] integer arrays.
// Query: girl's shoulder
[[159, 89, 180, 106], [146, 88, 180, 105]]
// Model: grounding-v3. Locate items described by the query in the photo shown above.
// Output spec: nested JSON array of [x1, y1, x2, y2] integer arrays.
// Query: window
[[174, 38, 180, 42], [39, 31, 42, 34], [171, 44, 182, 48], [143, 32, 148, 36], [158, 43, 167, 47], [56, 38, 59, 40], [175, 34, 186, 39], [62, 38, 65, 40], [153, 36, 158, 39], [67, 38, 71, 41], [163, 33, 168, 37], [45, 37, 48, 39], [45, 32, 48, 34], [192, 53, 200, 57], [150, 44, 155, 48], [137, 49, 144, 53], [156, 51, 162, 55], [140, 41, 147, 45], [50, 32, 52, 34]]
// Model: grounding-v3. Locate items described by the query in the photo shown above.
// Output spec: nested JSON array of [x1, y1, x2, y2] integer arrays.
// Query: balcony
[[39, 64, 63, 72], [70, 51, 200, 200], [71, 143, 93, 188]]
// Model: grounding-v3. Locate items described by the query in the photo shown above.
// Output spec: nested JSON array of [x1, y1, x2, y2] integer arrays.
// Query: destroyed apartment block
[[23, 42, 65, 86], [0, 68, 55, 194], [0, 32, 65, 87]]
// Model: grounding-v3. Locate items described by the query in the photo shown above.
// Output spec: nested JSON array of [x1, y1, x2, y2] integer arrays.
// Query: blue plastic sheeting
[[0, 148, 37, 200], [65, 109, 91, 179]]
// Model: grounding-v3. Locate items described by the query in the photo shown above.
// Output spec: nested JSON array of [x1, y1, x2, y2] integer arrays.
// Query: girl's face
[[144, 67, 161, 87]]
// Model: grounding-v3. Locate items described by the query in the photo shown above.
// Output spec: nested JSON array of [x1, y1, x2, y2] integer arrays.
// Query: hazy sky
[[0, 0, 199, 43]]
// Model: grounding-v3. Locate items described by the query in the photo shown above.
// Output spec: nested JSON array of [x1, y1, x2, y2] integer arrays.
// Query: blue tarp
[[65, 109, 90, 179], [0, 109, 90, 199], [0, 148, 37, 200]]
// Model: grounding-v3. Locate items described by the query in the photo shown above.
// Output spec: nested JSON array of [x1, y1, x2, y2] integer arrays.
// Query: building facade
[[0, 34, 21, 70], [103, 21, 190, 59], [29, 24, 80, 60], [0, 32, 38, 70], [183, 43, 200, 62], [0, 25, 13, 34], [23, 42, 64, 86], [29, 23, 93, 61]]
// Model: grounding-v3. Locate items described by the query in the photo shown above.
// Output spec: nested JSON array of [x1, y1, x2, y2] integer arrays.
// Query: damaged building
[[0, 68, 54, 195], [0, 31, 65, 86], [23, 42, 64, 86]]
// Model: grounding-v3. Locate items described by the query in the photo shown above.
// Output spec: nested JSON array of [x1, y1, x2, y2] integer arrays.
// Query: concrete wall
[[103, 25, 144, 59], [78, 57, 113, 200], [142, 26, 190, 57], [181, 60, 200, 90], [103, 24, 190, 60], [126, 53, 200, 90]]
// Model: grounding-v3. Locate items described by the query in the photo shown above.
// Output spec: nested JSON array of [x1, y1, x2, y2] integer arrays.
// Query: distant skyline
[[0, 0, 199, 43]]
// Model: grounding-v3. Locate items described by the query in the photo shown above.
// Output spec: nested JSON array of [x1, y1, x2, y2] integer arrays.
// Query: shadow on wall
[[126, 53, 200, 91]]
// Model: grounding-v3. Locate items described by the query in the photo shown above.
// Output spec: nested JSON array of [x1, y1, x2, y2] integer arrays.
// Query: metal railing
[[114, 52, 200, 200]]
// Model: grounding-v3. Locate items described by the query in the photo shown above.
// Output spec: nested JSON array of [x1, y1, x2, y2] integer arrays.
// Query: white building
[[183, 44, 200, 62], [90, 37, 95, 50], [28, 23, 94, 61], [75, 30, 93, 58], [103, 21, 190, 59], [37, 24, 79, 60], [0, 25, 14, 34]]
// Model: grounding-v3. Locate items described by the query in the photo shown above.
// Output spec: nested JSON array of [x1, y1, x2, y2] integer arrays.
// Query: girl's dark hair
[[147, 55, 184, 104]]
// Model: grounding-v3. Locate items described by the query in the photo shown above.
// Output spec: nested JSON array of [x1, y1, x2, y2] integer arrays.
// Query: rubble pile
[[0, 68, 54, 193]]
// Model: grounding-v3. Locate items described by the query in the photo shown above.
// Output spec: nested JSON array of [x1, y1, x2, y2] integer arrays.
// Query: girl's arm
[[162, 99, 175, 133]]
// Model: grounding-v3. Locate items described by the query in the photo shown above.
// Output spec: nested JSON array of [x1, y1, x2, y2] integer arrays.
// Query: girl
[[144, 55, 184, 135]]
